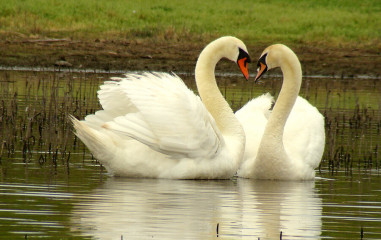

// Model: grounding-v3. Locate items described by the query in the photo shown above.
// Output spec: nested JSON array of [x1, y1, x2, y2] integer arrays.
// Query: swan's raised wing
[[80, 77, 140, 129], [98, 79, 139, 115], [102, 72, 224, 159]]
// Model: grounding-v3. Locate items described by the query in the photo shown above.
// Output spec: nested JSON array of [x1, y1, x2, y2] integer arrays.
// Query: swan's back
[[284, 96, 325, 170]]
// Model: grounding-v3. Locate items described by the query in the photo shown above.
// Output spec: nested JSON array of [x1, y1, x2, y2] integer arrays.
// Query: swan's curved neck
[[262, 50, 302, 147], [195, 41, 243, 137]]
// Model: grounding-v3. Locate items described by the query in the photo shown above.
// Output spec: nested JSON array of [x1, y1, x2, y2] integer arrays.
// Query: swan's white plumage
[[237, 44, 325, 180], [236, 95, 325, 180], [71, 73, 228, 179], [282, 97, 325, 171], [235, 93, 273, 168], [71, 36, 249, 179], [101, 72, 223, 159]]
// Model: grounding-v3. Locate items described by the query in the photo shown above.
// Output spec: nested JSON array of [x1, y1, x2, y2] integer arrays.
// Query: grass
[[0, 0, 380, 47]]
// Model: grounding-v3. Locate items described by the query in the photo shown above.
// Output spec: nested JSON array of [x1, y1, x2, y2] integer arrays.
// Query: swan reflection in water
[[71, 178, 322, 239], [236, 179, 322, 239]]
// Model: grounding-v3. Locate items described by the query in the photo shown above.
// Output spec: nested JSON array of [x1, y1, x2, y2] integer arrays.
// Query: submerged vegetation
[[0, 70, 380, 173], [0, 70, 101, 171]]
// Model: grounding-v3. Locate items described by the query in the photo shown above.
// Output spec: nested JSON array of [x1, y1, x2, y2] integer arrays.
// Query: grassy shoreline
[[0, 0, 380, 76], [1, 0, 380, 47]]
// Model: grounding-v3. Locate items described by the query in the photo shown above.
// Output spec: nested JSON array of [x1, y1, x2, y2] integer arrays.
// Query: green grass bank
[[0, 0, 380, 76], [0, 0, 380, 47]]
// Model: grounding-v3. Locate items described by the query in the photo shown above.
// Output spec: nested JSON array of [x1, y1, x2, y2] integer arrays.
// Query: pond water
[[0, 70, 380, 239]]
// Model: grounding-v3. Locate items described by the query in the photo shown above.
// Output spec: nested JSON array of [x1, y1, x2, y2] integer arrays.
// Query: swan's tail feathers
[[69, 115, 114, 162], [235, 93, 274, 120], [255, 93, 275, 111]]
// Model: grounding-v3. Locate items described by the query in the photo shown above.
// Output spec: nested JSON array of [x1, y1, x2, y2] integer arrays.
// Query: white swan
[[71, 36, 251, 179], [236, 44, 325, 180]]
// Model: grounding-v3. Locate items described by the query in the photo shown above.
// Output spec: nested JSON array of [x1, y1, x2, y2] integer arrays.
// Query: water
[[1, 159, 380, 239], [0, 70, 380, 239]]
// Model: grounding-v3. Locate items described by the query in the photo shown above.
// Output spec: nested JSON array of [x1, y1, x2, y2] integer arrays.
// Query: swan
[[236, 44, 325, 180], [71, 36, 251, 179]]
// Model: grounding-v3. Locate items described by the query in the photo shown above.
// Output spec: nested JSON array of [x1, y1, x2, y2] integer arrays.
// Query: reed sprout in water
[[0, 70, 102, 169]]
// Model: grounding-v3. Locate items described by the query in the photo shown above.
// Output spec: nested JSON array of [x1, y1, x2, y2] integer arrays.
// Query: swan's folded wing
[[102, 72, 224, 159], [284, 96, 325, 169]]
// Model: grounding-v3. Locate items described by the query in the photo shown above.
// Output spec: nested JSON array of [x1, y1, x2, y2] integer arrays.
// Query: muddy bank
[[1, 38, 380, 77]]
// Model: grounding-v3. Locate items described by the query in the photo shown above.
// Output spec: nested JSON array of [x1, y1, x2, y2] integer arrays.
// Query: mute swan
[[236, 44, 325, 180], [71, 36, 251, 179]]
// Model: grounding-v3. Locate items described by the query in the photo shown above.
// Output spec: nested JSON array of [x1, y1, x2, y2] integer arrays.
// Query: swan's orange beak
[[255, 62, 268, 82], [237, 48, 251, 81], [238, 57, 250, 81], [254, 53, 268, 83]]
